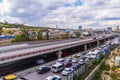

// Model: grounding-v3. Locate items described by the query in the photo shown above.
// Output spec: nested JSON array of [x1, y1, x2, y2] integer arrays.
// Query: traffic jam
[[1, 40, 114, 80]]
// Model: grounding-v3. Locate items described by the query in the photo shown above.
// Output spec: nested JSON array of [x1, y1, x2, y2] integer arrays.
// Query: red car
[[64, 61, 72, 67], [79, 36, 85, 39]]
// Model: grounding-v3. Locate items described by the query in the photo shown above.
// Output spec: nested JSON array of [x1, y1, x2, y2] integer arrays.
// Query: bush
[[104, 71, 109, 75], [100, 63, 110, 71], [110, 73, 117, 80], [105, 64, 110, 71], [111, 66, 117, 71], [93, 70, 101, 80]]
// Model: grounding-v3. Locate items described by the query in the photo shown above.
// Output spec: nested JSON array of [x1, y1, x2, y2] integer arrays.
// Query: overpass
[[0, 34, 116, 64], [0, 34, 117, 76]]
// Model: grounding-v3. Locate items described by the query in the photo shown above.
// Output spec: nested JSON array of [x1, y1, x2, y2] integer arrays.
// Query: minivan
[[51, 63, 64, 72]]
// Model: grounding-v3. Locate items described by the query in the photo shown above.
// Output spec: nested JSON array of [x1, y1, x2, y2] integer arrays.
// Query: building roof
[[0, 35, 15, 39]]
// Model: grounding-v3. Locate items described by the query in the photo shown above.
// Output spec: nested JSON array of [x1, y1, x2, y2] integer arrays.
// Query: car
[[65, 57, 72, 62], [3, 74, 28, 80], [79, 36, 85, 39], [85, 58, 90, 62], [76, 53, 83, 57], [62, 68, 73, 76], [36, 66, 50, 74], [74, 64, 81, 68], [72, 58, 78, 63], [72, 54, 77, 58], [51, 63, 64, 73], [71, 64, 78, 70], [56, 58, 65, 64], [16, 76, 28, 80], [78, 59, 85, 65], [36, 59, 46, 64], [93, 36, 96, 40], [45, 75, 61, 80], [64, 61, 72, 67]]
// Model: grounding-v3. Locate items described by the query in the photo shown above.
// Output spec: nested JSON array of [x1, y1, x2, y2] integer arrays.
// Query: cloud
[[0, 0, 120, 29]]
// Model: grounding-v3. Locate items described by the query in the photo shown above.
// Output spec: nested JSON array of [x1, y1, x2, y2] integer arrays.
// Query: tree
[[61, 33, 69, 39], [37, 30, 42, 40], [75, 32, 81, 38], [46, 32, 49, 40]]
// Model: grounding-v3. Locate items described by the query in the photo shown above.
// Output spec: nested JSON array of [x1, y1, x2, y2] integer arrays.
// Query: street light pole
[[69, 28, 71, 39]]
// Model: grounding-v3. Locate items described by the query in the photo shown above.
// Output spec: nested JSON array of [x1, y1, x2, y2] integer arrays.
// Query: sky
[[0, 0, 120, 29]]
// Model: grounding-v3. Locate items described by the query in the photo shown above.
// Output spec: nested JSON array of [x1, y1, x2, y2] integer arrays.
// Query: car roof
[[52, 63, 63, 67]]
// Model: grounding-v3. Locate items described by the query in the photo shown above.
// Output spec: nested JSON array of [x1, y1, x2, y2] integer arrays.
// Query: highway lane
[[0, 37, 89, 53], [15, 48, 96, 80], [0, 38, 92, 58]]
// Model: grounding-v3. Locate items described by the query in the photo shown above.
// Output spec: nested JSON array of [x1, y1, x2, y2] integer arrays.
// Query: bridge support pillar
[[84, 44, 87, 51], [56, 50, 62, 59], [97, 41, 100, 46], [104, 39, 106, 43]]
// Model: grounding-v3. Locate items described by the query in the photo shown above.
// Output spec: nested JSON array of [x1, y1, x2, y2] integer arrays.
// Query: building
[[78, 26, 82, 34], [116, 26, 119, 32], [107, 27, 112, 32], [115, 56, 120, 66], [0, 35, 15, 43]]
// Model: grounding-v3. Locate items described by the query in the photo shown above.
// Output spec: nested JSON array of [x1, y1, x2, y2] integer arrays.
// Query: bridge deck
[[0, 34, 114, 64]]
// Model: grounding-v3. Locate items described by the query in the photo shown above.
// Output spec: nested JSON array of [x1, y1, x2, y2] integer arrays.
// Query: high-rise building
[[78, 26, 82, 34], [116, 26, 119, 32]]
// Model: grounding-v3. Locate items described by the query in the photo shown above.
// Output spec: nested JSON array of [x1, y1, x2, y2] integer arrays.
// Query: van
[[51, 63, 64, 72]]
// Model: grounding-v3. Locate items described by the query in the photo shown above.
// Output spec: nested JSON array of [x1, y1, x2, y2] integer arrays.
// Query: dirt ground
[[101, 49, 115, 80]]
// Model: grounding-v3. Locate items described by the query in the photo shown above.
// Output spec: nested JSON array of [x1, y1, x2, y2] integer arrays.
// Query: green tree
[[37, 30, 42, 40], [75, 32, 81, 38], [46, 32, 49, 40]]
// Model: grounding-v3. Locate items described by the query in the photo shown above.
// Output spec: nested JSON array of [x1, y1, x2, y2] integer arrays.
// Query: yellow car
[[72, 55, 77, 58], [4, 74, 17, 80], [3, 74, 28, 80]]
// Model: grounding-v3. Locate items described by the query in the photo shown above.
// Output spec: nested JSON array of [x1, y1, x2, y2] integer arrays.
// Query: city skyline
[[0, 0, 120, 29]]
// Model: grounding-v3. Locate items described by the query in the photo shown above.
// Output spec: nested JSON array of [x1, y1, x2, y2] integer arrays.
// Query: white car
[[62, 68, 73, 76], [72, 58, 78, 63], [56, 58, 65, 64], [45, 75, 61, 80]]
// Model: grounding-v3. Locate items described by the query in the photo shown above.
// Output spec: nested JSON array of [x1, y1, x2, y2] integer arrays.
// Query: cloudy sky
[[0, 0, 120, 29]]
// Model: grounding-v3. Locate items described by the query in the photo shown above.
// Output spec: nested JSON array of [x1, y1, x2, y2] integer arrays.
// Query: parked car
[[64, 61, 72, 67], [45, 75, 61, 80], [51, 63, 64, 73], [72, 58, 78, 63], [62, 68, 73, 76], [36, 66, 50, 74], [36, 59, 46, 65]]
